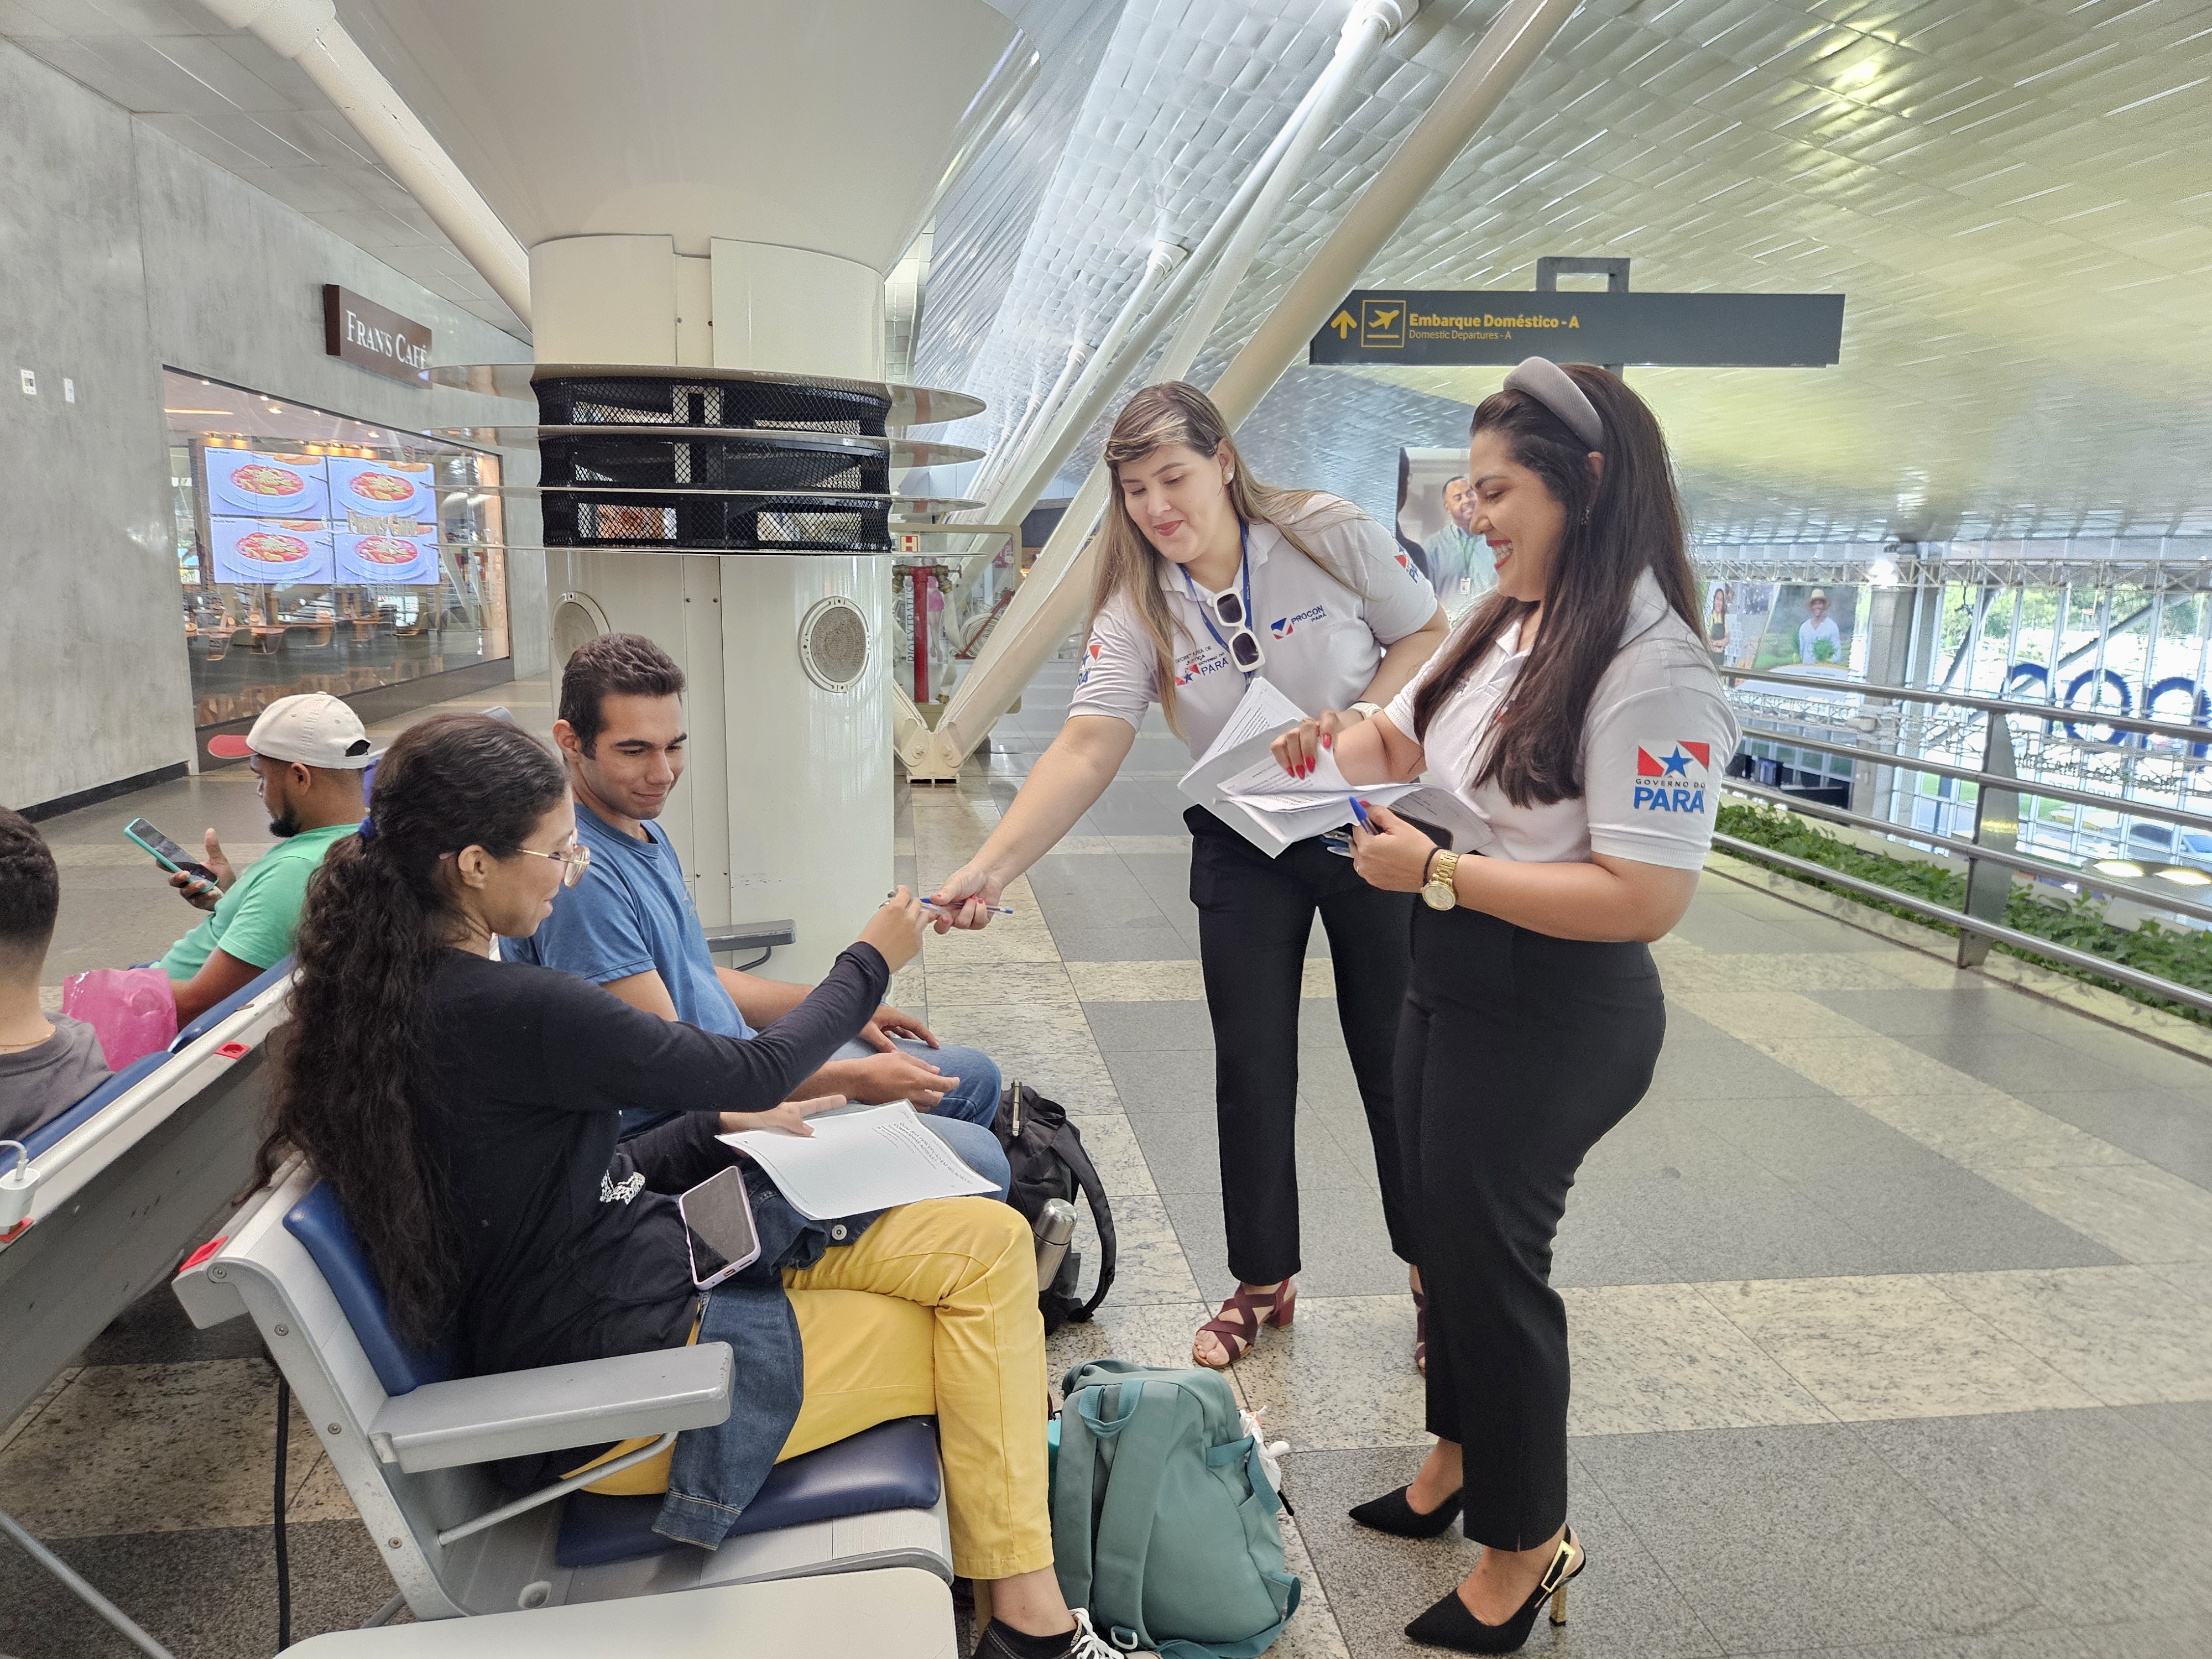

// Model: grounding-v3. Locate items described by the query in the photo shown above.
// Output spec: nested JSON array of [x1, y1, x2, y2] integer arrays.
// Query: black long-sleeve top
[[417, 942, 889, 1377]]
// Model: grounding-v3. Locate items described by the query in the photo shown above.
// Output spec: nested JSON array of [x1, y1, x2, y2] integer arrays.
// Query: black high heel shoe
[[1348, 1483, 1463, 1539], [1405, 1525, 1583, 1654]]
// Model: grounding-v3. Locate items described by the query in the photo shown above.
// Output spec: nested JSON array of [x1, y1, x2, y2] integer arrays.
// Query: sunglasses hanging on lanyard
[[1183, 522, 1265, 679]]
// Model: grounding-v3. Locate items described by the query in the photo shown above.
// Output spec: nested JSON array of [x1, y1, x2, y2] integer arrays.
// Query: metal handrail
[[1711, 833, 2212, 1019], [1721, 780, 2212, 927], [1725, 666, 2212, 745], [1733, 721, 2212, 837]]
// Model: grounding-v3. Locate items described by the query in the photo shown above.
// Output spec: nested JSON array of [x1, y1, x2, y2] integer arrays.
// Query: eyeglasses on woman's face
[[516, 838, 593, 888]]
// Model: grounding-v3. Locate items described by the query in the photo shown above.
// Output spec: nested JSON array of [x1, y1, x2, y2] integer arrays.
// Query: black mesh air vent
[[533, 377, 888, 436], [558, 495, 890, 552], [539, 435, 886, 496], [535, 374, 897, 551]]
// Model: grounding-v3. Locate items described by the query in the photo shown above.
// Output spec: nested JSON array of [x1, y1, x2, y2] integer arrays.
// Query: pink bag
[[61, 968, 179, 1069]]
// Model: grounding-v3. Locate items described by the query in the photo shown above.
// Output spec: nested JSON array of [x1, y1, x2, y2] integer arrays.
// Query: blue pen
[[1348, 796, 1376, 833], [897, 890, 1016, 916]]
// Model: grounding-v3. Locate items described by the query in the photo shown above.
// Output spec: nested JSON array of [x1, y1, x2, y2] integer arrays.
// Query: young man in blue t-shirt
[[508, 633, 1008, 1190]]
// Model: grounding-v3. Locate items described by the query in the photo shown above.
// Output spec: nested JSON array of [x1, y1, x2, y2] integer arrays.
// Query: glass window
[[164, 370, 508, 733]]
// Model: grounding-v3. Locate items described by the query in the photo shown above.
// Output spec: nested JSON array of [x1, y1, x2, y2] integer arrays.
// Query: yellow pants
[[570, 1197, 1051, 1581]]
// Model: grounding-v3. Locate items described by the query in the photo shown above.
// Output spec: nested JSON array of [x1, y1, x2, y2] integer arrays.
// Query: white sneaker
[[974, 1607, 1155, 1659]]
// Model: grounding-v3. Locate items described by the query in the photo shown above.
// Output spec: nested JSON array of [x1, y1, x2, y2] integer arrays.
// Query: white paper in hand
[[719, 1102, 995, 1220]]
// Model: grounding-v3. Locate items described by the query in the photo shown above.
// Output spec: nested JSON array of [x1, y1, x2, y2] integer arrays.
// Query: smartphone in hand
[[124, 817, 218, 886]]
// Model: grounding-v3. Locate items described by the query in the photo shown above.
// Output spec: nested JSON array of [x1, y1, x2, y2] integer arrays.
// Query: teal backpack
[[1051, 1360, 1301, 1658]]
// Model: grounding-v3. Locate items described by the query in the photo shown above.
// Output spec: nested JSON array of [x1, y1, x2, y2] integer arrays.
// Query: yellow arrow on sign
[[1329, 310, 1356, 338]]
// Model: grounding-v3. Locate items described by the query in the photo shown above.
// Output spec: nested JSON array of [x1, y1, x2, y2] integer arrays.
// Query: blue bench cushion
[[172, 956, 294, 1051], [554, 1416, 942, 1568], [284, 1181, 453, 1395], [19, 1051, 171, 1160]]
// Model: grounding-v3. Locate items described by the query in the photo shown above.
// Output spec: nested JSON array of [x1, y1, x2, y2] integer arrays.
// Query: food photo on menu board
[[326, 456, 436, 521], [206, 449, 330, 519], [335, 530, 442, 586], [211, 517, 335, 584]]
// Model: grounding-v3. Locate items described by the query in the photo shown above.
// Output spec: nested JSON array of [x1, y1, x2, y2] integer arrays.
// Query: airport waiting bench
[[171, 1156, 955, 1631]]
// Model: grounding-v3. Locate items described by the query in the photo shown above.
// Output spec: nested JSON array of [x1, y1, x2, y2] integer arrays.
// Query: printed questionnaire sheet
[[719, 1102, 996, 1219]]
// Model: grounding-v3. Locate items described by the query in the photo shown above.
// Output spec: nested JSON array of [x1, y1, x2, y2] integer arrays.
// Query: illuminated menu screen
[[204, 448, 441, 586]]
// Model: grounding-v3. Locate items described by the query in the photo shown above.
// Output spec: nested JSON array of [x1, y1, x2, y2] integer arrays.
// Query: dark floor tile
[[1807, 985, 2027, 1039], [80, 1284, 270, 1366], [1571, 1171, 1909, 1282], [1572, 1423, 2048, 1652], [2089, 1616, 2212, 1659], [1888, 1029, 2135, 1097], [1772, 1161, 2122, 1273], [2004, 1088, 2212, 1190], [1853, 1410, 2212, 1624], [2110, 1401, 2212, 1477], [1284, 1444, 1723, 1658], [1108, 1051, 1219, 1113], [1083, 1000, 1219, 1052], [1644, 1041, 1839, 1102], [1551, 1201, 1683, 1288], [0, 1520, 397, 1659], [1050, 926, 1198, 963]]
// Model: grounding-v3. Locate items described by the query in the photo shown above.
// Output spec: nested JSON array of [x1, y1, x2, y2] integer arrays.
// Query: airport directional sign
[[1309, 290, 1844, 368]]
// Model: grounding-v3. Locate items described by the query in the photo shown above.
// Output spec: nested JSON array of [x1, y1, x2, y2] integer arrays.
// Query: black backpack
[[992, 1079, 1115, 1332]]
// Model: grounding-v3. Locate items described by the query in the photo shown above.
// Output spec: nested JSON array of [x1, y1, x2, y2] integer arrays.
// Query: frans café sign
[[322, 285, 432, 385]]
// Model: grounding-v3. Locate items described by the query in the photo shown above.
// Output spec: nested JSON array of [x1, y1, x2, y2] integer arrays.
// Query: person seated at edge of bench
[[159, 693, 369, 1023], [0, 806, 112, 1141], [258, 713, 1120, 1659], [506, 632, 1009, 1194]]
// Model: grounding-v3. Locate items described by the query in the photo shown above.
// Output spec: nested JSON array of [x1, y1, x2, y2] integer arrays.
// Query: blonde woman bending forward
[[936, 382, 1449, 1371]]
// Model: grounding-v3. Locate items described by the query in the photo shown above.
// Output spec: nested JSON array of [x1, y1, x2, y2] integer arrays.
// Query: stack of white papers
[[1176, 679, 1494, 857], [719, 1102, 997, 1219]]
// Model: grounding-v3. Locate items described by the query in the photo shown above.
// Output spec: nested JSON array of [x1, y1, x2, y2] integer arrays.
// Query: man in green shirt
[[158, 693, 370, 1022]]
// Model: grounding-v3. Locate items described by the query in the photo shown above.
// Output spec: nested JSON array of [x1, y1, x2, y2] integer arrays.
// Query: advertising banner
[[1754, 583, 1860, 676], [335, 531, 442, 586], [327, 456, 437, 523], [211, 517, 334, 584], [206, 450, 329, 519]]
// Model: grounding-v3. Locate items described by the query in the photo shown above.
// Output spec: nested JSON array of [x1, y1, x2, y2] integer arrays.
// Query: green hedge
[[1713, 801, 2212, 1026]]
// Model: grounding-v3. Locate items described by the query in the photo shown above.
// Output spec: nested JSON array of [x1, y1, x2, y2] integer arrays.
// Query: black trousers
[[1187, 805, 1418, 1285], [1397, 904, 1665, 1549]]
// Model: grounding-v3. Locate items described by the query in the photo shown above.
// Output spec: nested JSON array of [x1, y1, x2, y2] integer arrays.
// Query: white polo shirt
[[1068, 495, 1440, 758], [1383, 569, 1741, 870]]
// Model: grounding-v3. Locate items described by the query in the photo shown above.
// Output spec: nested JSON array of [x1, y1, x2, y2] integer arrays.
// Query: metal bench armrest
[[367, 1342, 733, 1472], [701, 920, 797, 956]]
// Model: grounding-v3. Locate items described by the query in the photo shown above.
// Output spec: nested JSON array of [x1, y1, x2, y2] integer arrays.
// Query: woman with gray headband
[[1268, 359, 1738, 1652]]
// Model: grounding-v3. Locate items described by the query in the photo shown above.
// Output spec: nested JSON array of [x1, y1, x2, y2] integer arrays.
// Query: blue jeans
[[826, 1036, 1008, 1198], [617, 1037, 1009, 1199]]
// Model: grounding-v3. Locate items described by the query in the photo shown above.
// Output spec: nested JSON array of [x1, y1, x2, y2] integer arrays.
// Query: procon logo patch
[[1270, 605, 1325, 639]]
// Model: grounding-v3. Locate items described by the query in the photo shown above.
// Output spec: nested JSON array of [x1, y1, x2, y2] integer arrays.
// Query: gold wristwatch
[[1421, 849, 1462, 911]]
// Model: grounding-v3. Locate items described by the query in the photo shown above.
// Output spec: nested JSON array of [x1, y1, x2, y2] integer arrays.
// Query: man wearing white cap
[[156, 693, 369, 1021]]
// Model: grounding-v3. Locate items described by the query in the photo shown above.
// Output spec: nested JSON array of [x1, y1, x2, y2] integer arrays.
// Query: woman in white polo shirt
[[936, 380, 1449, 1370], [1283, 359, 1736, 1653]]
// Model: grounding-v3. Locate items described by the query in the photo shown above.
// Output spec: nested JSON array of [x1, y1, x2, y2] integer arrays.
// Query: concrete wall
[[0, 39, 539, 811]]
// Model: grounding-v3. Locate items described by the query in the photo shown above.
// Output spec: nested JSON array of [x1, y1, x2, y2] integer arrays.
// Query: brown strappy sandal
[[1193, 1279, 1296, 1369]]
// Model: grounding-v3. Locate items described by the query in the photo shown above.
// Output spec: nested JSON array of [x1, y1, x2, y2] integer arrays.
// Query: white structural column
[[196, 0, 533, 324]]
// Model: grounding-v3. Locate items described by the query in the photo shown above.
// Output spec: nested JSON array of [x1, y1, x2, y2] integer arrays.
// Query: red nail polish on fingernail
[[1322, 733, 1332, 748]]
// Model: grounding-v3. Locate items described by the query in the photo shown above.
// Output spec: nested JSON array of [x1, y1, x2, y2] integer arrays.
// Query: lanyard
[[1182, 522, 1256, 683]]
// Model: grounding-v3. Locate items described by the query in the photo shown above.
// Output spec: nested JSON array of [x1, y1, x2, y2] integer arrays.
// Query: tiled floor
[[4, 661, 2209, 1658]]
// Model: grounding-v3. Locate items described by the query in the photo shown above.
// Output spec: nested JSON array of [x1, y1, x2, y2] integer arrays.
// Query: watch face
[[1422, 879, 1455, 910]]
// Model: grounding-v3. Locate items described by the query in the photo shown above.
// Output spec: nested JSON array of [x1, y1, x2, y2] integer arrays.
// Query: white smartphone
[[679, 1165, 762, 1290]]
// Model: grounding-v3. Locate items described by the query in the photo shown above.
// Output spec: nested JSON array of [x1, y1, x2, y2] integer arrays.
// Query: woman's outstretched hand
[[926, 861, 1004, 932], [721, 1093, 846, 1137], [858, 888, 929, 969], [1270, 709, 1358, 780], [1350, 802, 1442, 893]]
